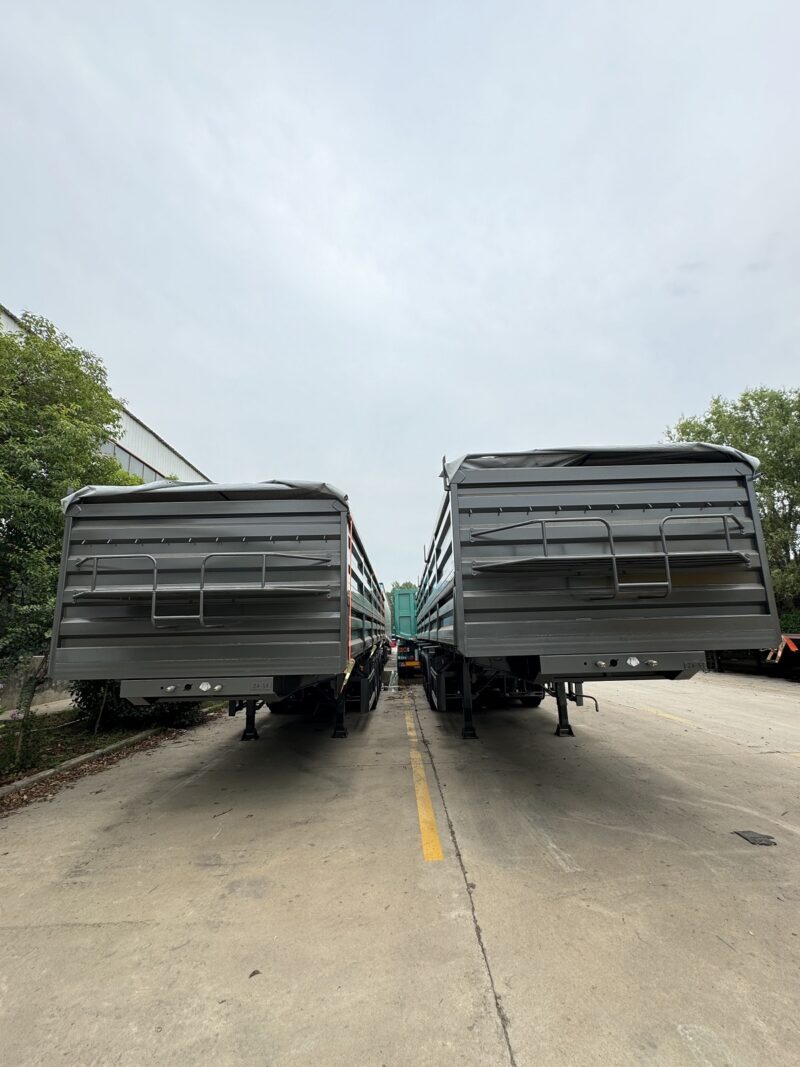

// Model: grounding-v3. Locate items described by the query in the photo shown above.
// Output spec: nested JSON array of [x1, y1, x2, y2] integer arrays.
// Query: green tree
[[0, 314, 139, 677], [666, 387, 800, 622]]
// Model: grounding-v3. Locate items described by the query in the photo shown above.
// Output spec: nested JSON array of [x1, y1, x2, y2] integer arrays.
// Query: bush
[[0, 717, 44, 776], [68, 680, 205, 732], [162, 702, 208, 729]]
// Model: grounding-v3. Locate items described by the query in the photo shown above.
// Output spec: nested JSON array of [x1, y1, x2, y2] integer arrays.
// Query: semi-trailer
[[416, 445, 781, 738], [391, 586, 417, 638], [391, 586, 420, 673], [49, 480, 386, 739]]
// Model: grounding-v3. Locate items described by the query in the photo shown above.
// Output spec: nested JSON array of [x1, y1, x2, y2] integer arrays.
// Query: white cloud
[[2, 0, 799, 581]]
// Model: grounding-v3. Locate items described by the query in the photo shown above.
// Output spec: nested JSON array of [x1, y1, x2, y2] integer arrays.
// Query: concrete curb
[[0, 728, 160, 800]]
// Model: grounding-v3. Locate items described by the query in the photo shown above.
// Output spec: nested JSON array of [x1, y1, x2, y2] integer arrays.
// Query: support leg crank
[[554, 682, 574, 737], [332, 691, 348, 738], [241, 699, 259, 741], [461, 658, 478, 739]]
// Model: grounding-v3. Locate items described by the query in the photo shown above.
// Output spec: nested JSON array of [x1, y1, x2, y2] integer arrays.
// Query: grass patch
[[0, 708, 152, 787]]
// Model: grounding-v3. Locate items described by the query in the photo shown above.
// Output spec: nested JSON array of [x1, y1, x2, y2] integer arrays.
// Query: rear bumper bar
[[536, 650, 706, 682]]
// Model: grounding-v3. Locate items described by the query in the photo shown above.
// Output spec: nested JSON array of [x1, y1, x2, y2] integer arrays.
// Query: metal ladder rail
[[197, 551, 332, 626], [75, 549, 333, 627], [471, 516, 622, 596], [468, 512, 746, 599], [650, 513, 746, 599], [75, 553, 163, 624]]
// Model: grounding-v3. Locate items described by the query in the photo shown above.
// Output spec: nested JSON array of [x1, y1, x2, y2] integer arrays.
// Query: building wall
[[105, 410, 209, 483], [1, 301, 209, 484], [0, 304, 23, 334]]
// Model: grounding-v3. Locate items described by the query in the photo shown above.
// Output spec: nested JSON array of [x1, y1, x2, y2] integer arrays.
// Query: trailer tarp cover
[[62, 480, 348, 512], [443, 443, 759, 482]]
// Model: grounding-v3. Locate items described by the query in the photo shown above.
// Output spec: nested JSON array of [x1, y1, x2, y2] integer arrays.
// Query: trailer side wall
[[418, 457, 779, 659]]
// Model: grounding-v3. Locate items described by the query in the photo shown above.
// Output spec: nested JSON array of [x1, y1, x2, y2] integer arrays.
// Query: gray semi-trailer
[[416, 445, 781, 738], [49, 480, 386, 738]]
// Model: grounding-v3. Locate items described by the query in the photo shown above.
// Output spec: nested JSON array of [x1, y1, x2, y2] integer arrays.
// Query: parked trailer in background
[[397, 638, 421, 675], [392, 586, 420, 674], [713, 635, 800, 680], [416, 445, 781, 738], [49, 481, 387, 739], [392, 587, 417, 638]]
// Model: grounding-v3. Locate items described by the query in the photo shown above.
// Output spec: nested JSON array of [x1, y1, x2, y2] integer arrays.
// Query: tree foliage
[[666, 387, 800, 617], [0, 315, 139, 674]]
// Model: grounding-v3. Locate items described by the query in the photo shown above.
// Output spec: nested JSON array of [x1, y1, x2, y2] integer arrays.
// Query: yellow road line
[[404, 706, 444, 862], [640, 707, 694, 727]]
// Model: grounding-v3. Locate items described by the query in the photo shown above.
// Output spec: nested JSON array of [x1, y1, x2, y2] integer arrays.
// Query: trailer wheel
[[422, 667, 438, 711], [519, 695, 543, 708]]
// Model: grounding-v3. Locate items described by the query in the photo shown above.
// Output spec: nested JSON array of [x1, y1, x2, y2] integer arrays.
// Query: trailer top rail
[[441, 443, 759, 485], [62, 479, 348, 511]]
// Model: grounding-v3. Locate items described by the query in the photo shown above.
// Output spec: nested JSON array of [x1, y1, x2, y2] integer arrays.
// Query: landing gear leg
[[554, 682, 574, 737], [461, 658, 478, 739], [332, 689, 348, 738], [241, 699, 259, 740], [436, 667, 447, 712]]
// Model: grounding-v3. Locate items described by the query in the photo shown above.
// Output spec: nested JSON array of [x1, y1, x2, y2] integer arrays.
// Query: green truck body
[[392, 587, 417, 638]]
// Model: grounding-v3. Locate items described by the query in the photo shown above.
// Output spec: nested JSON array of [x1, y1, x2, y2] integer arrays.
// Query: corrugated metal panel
[[418, 454, 780, 658], [117, 410, 209, 482]]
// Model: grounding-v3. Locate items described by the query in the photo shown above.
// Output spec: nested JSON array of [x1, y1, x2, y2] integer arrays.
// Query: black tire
[[425, 678, 437, 711], [519, 695, 543, 708]]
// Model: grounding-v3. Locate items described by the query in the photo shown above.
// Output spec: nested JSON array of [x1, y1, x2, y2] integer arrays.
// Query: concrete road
[[1, 671, 798, 1066]]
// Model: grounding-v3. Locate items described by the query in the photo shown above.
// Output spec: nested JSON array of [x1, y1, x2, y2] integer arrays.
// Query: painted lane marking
[[404, 706, 444, 862], [605, 696, 697, 729], [607, 700, 696, 728], [639, 706, 695, 727]]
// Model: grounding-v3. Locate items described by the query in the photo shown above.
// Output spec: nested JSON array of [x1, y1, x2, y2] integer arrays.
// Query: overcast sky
[[2, 2, 798, 583]]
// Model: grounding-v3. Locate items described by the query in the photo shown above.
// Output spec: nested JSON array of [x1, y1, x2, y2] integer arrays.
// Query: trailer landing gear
[[241, 699, 259, 741], [553, 682, 574, 737], [332, 691, 348, 739], [461, 658, 478, 739]]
